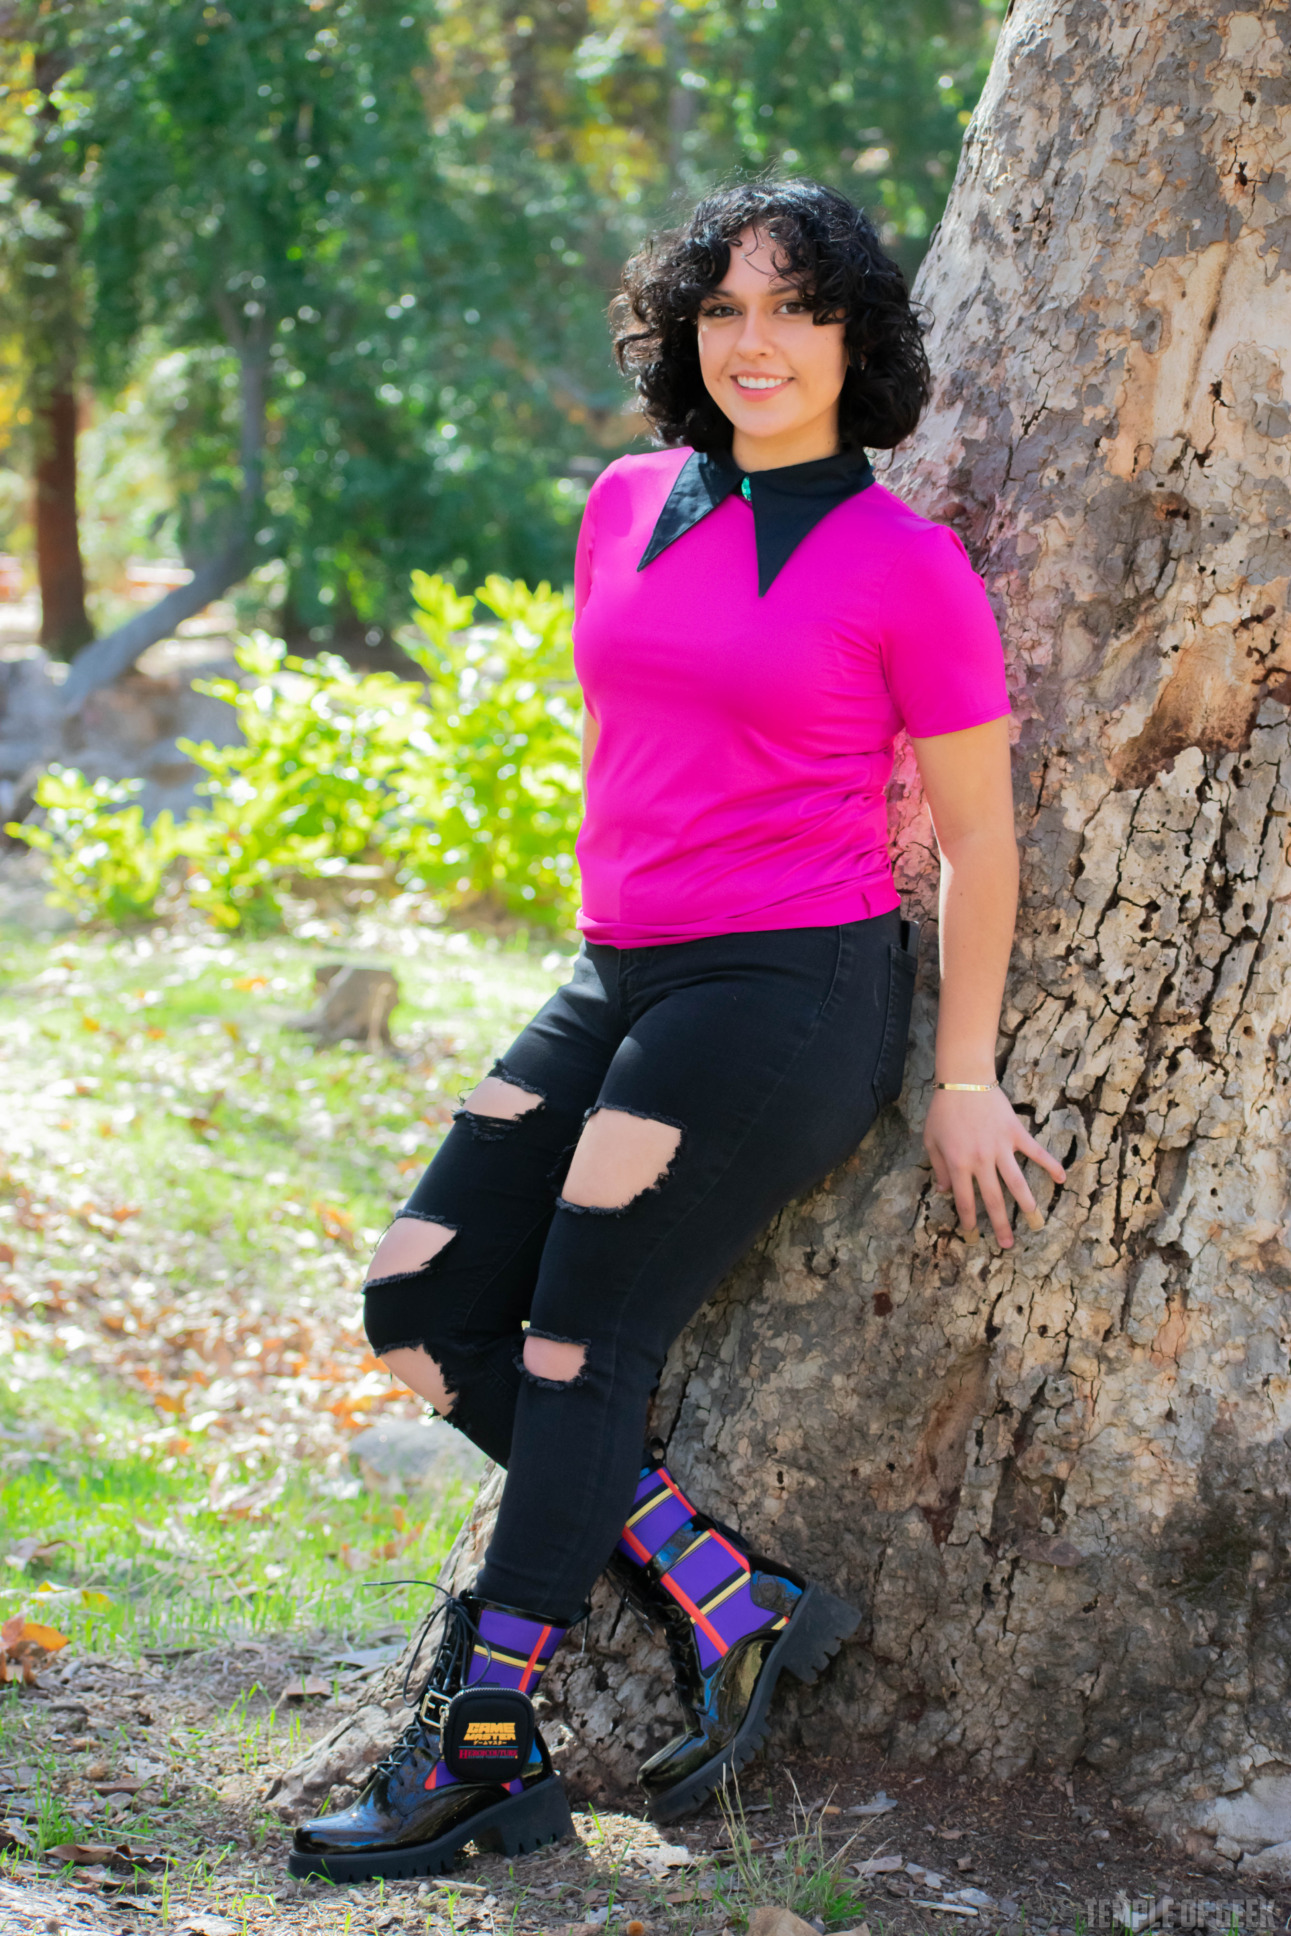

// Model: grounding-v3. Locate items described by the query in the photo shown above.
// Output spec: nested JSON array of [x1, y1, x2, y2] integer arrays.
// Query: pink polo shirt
[[572, 446, 1009, 948]]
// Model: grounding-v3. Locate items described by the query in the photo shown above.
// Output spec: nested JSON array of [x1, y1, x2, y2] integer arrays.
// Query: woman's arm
[[911, 716, 1066, 1247], [582, 708, 600, 788]]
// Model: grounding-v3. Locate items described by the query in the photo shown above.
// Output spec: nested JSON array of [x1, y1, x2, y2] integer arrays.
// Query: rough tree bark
[[301, 0, 1291, 1876]]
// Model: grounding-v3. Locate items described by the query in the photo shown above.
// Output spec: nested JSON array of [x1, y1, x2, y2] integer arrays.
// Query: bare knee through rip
[[383, 1343, 456, 1414], [366, 1215, 455, 1285], [461, 1074, 544, 1120], [367, 1217, 457, 1413], [522, 1334, 587, 1383], [560, 1107, 682, 1212]]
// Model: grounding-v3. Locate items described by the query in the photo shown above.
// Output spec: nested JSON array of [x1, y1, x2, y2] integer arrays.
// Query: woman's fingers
[[1018, 1128, 1067, 1186], [976, 1168, 1014, 1249], [949, 1165, 980, 1240], [926, 1141, 952, 1194], [998, 1146, 1037, 1208], [925, 1097, 1069, 1246]]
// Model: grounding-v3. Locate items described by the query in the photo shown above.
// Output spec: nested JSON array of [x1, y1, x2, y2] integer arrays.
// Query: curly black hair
[[611, 178, 930, 455]]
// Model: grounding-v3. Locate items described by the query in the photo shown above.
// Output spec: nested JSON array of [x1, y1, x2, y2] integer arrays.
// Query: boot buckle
[[417, 1684, 452, 1727]]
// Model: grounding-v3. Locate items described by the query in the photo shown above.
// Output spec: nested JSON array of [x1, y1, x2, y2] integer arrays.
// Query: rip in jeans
[[555, 1104, 686, 1216]]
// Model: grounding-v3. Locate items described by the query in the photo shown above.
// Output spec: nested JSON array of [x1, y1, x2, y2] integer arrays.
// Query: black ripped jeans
[[363, 914, 916, 1624]]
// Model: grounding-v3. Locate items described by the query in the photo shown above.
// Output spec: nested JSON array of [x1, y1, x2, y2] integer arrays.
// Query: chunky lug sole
[[644, 1584, 862, 1825], [287, 1774, 574, 1883]]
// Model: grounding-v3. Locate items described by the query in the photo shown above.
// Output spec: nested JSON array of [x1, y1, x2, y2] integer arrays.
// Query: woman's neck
[[731, 409, 841, 473]]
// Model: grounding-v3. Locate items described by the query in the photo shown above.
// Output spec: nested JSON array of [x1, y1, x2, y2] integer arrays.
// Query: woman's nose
[[735, 306, 774, 356]]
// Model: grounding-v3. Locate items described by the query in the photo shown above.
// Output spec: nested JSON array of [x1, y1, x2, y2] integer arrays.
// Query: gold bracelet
[[934, 1080, 1000, 1092]]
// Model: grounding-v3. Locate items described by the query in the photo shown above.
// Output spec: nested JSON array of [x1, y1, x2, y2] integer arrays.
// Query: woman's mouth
[[732, 374, 790, 392]]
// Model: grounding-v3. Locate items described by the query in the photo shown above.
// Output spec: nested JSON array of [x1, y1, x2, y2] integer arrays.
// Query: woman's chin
[[729, 412, 810, 448]]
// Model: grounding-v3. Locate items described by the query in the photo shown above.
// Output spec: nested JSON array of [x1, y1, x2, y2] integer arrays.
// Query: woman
[[290, 179, 1065, 1884]]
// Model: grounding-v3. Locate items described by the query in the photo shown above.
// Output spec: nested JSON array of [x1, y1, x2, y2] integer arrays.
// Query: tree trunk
[[21, 29, 92, 658], [310, 0, 1291, 1875], [34, 383, 92, 657]]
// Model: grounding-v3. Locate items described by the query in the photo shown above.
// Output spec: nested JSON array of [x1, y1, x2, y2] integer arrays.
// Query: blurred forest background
[[0, 0, 1000, 662]]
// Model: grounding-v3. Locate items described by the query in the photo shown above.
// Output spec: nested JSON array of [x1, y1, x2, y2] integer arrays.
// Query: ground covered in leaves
[[3, 1643, 1284, 1936], [0, 909, 565, 1647], [2, 908, 1287, 1936]]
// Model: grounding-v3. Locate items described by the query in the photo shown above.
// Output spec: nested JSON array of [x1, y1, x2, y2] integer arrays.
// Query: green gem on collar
[[740, 475, 752, 502]]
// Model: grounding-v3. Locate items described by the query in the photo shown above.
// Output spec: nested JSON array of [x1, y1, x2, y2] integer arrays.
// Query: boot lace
[[367, 1583, 493, 1782]]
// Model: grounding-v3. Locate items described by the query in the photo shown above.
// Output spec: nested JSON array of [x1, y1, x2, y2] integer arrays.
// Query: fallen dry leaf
[[746, 1909, 821, 1936], [282, 1675, 332, 1701], [3, 1535, 68, 1570], [93, 1779, 147, 1796], [17, 1619, 70, 1650], [852, 1856, 905, 1877], [45, 1839, 163, 1871], [0, 1613, 70, 1683]]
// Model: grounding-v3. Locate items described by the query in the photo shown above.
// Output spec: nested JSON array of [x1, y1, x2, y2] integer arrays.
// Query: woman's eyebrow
[[703, 279, 801, 300]]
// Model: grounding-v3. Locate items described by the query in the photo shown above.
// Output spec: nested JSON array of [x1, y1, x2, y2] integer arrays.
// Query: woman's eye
[[700, 304, 737, 318]]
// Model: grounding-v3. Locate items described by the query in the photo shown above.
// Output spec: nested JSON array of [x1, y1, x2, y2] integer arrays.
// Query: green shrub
[[6, 573, 584, 931], [6, 767, 185, 925], [401, 571, 583, 916], [177, 630, 448, 930]]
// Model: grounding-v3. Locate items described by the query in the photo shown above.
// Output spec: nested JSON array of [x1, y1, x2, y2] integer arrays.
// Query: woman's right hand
[[924, 1085, 1066, 1249]]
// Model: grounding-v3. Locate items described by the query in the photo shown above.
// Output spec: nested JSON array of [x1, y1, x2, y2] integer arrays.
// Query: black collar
[[638, 445, 876, 596]]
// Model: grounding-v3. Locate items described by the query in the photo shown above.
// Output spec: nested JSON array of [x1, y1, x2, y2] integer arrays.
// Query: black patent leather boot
[[611, 1455, 861, 1823], [288, 1592, 573, 1882]]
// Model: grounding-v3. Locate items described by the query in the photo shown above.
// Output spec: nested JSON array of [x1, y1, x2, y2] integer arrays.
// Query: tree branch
[[59, 328, 271, 715], [58, 541, 252, 712]]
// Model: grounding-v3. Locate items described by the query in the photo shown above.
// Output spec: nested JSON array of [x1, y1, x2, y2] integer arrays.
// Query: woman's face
[[695, 225, 849, 470]]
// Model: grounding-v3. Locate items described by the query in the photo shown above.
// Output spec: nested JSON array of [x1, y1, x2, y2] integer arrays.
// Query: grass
[[0, 914, 574, 1661], [716, 1777, 872, 1930], [0, 1353, 475, 1654], [0, 917, 573, 1279]]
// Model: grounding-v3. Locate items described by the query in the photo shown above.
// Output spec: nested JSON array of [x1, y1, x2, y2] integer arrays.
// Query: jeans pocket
[[871, 938, 918, 1109]]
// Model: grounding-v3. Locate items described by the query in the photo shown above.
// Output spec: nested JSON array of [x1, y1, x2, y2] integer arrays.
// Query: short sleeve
[[573, 472, 602, 623], [879, 524, 1010, 738]]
